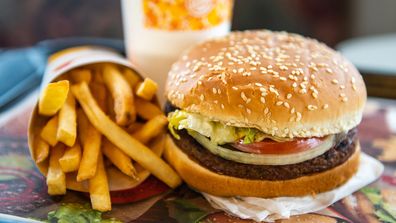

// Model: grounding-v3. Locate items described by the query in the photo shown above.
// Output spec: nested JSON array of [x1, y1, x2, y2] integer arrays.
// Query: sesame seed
[[260, 97, 266, 104], [352, 84, 357, 91], [310, 74, 316, 79], [284, 102, 290, 108], [323, 104, 329, 109], [264, 107, 269, 114], [242, 72, 251, 76], [279, 65, 288, 71], [241, 92, 248, 101], [292, 82, 298, 88], [318, 63, 328, 68], [221, 104, 225, 109], [296, 112, 302, 121], [276, 101, 283, 106], [326, 68, 333, 73], [342, 97, 348, 102], [299, 89, 307, 94], [307, 105, 318, 111], [312, 92, 318, 98], [232, 86, 238, 90], [246, 108, 252, 114], [214, 100, 218, 104], [279, 77, 287, 81], [200, 94, 204, 101], [290, 107, 295, 114], [269, 86, 280, 96], [331, 79, 339, 84], [212, 88, 217, 94], [339, 85, 345, 89], [286, 93, 292, 99], [218, 89, 222, 94], [351, 77, 356, 84]]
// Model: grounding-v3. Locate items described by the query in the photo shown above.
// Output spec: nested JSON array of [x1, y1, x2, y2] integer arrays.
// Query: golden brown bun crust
[[166, 30, 366, 138], [164, 135, 360, 197]]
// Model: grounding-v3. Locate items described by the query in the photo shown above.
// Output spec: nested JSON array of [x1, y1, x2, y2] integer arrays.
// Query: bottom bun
[[164, 135, 360, 198]]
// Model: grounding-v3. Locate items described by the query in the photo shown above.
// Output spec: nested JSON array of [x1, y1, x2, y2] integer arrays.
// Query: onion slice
[[188, 131, 335, 165]]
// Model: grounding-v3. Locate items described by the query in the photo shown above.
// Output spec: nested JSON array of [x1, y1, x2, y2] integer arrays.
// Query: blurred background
[[1, 0, 396, 48]]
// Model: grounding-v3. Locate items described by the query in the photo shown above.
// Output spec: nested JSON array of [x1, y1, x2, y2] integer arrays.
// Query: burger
[[164, 30, 366, 198]]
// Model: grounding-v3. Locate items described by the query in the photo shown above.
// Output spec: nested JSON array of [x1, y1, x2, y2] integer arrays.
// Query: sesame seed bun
[[166, 30, 366, 138], [164, 135, 360, 197]]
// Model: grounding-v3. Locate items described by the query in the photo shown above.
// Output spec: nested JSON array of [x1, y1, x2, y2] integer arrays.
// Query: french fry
[[102, 64, 135, 125], [77, 108, 89, 146], [47, 144, 66, 195], [77, 114, 102, 181], [59, 143, 82, 173], [135, 97, 163, 120], [39, 80, 69, 116], [105, 134, 165, 190], [89, 152, 111, 212], [126, 122, 144, 134], [92, 68, 104, 83], [69, 69, 92, 84], [34, 136, 50, 163], [102, 138, 138, 179], [135, 78, 158, 101], [90, 82, 107, 112], [71, 82, 182, 188], [106, 92, 116, 121], [40, 115, 59, 146], [132, 115, 168, 144], [57, 92, 77, 146], [66, 173, 87, 192], [123, 69, 140, 89]]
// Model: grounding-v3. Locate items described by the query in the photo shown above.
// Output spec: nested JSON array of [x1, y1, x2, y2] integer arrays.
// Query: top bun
[[166, 30, 366, 138]]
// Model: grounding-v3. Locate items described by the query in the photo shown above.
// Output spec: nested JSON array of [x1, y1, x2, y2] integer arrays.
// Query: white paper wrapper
[[203, 153, 384, 222]]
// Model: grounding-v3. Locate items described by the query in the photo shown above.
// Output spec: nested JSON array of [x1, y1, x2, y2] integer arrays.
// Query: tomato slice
[[110, 176, 169, 204], [232, 137, 326, 155]]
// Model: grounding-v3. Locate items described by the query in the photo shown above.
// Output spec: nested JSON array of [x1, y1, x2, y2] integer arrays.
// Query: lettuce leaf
[[168, 110, 292, 145], [47, 203, 121, 223], [375, 209, 396, 223], [166, 199, 210, 223], [361, 187, 396, 223], [242, 128, 257, 144], [168, 110, 238, 144], [361, 187, 382, 205]]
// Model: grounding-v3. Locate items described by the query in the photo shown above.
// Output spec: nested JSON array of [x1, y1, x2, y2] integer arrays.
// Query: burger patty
[[165, 103, 358, 181]]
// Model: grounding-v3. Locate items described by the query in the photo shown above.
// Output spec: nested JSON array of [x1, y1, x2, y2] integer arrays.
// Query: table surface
[[0, 97, 396, 223]]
